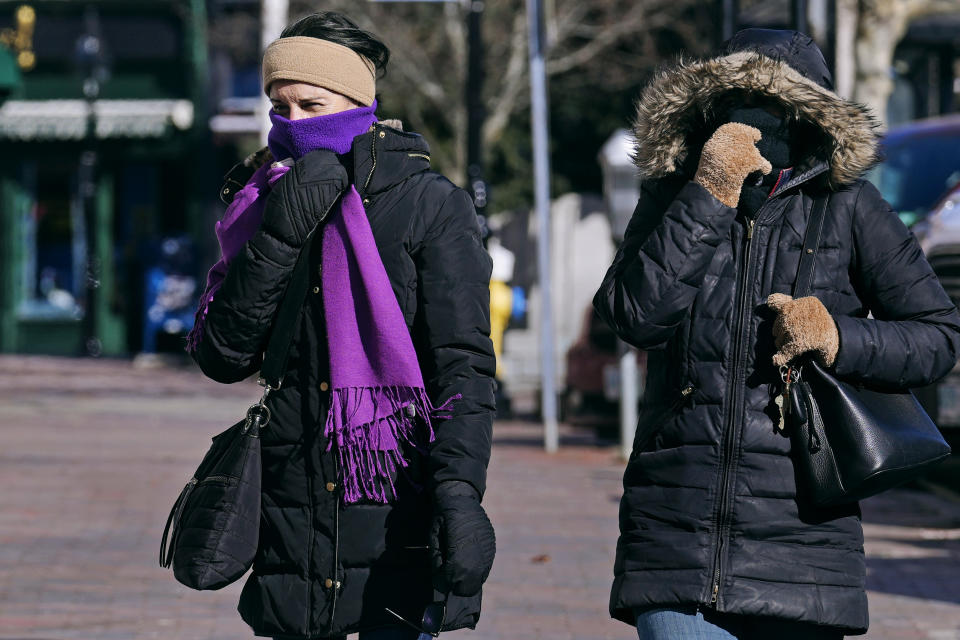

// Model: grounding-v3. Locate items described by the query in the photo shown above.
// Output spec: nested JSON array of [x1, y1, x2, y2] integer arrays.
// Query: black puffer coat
[[594, 30, 960, 634], [192, 122, 496, 638]]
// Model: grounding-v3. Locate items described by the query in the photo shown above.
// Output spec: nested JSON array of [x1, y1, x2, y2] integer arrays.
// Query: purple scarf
[[188, 103, 455, 503]]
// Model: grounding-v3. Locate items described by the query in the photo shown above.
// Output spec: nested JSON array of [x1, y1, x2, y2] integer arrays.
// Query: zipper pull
[[711, 582, 719, 605], [746, 218, 756, 240], [672, 385, 696, 410]]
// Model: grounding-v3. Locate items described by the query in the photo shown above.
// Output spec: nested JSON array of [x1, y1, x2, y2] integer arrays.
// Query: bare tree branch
[[483, 11, 528, 147], [546, 1, 677, 75], [287, 0, 708, 189]]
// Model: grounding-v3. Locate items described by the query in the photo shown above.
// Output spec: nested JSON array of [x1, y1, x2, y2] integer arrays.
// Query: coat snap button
[[378, 131, 386, 139], [312, 286, 320, 294], [363, 198, 370, 205], [324, 578, 333, 588], [320, 381, 329, 392], [405, 404, 416, 418], [326, 482, 336, 492]]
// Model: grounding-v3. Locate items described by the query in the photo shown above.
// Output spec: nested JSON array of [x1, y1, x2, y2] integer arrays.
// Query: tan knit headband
[[262, 36, 376, 106]]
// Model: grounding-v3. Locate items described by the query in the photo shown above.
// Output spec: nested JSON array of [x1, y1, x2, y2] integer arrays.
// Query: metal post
[[260, 0, 289, 145], [719, 0, 737, 44], [938, 46, 954, 116], [466, 0, 487, 213], [75, 6, 107, 357], [824, 0, 836, 80], [791, 0, 809, 35], [619, 347, 638, 461], [526, 0, 558, 453]]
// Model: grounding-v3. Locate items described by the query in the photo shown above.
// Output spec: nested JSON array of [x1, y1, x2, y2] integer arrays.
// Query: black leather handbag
[[159, 234, 312, 590], [785, 195, 951, 507]]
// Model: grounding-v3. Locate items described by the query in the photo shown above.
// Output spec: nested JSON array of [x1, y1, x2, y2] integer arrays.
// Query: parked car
[[867, 114, 960, 228], [867, 115, 960, 439], [563, 306, 646, 434]]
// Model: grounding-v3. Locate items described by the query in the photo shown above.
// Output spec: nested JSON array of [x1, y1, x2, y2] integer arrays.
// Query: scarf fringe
[[184, 289, 216, 354], [185, 283, 222, 354], [325, 386, 461, 504]]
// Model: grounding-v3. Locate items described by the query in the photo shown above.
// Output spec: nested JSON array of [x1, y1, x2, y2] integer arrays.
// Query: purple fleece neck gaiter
[[267, 100, 379, 159]]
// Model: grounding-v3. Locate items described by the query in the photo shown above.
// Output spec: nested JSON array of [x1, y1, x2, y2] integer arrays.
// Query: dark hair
[[280, 12, 390, 78]]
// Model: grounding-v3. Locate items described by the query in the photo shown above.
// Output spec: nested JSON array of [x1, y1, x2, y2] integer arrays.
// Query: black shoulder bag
[[158, 238, 312, 590], [786, 194, 951, 507]]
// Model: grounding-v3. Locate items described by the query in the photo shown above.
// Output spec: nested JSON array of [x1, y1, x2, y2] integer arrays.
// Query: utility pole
[[75, 6, 108, 357], [465, 0, 487, 214], [260, 0, 289, 145], [371, 0, 488, 211], [526, 0, 558, 453], [719, 0, 738, 44], [792, 0, 809, 35]]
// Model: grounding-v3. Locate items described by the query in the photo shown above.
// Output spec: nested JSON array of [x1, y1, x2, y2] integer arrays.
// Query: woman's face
[[269, 80, 360, 120]]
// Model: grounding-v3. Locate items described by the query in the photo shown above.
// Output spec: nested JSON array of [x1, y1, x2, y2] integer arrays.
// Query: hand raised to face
[[694, 123, 773, 208]]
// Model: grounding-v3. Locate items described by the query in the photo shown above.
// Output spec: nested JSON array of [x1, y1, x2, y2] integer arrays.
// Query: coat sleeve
[[192, 151, 348, 383], [832, 181, 960, 388], [593, 177, 737, 350], [414, 186, 496, 498]]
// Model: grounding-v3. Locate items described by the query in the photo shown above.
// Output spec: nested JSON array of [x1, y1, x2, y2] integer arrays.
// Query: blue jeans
[[275, 629, 421, 640], [636, 607, 844, 640], [358, 628, 423, 640]]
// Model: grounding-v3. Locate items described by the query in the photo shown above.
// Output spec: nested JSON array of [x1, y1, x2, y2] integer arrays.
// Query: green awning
[[0, 48, 21, 96], [0, 99, 195, 140]]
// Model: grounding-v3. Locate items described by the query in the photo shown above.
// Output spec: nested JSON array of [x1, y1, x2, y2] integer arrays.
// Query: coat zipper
[[710, 215, 756, 607], [362, 125, 380, 196], [198, 474, 235, 485], [706, 167, 828, 607]]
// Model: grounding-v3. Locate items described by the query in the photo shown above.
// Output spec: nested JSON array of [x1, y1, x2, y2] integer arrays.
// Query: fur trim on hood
[[633, 51, 881, 188]]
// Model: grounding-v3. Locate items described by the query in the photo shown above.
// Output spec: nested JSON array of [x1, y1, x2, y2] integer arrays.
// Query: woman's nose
[[287, 105, 308, 121]]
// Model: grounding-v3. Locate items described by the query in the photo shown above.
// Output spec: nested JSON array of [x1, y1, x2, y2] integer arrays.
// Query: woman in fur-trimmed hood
[[595, 29, 960, 639]]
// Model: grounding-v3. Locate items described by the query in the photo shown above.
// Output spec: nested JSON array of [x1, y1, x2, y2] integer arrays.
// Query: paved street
[[1, 355, 959, 639]]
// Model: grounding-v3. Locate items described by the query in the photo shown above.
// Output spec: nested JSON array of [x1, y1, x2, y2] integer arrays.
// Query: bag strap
[[793, 193, 830, 299], [258, 230, 317, 390]]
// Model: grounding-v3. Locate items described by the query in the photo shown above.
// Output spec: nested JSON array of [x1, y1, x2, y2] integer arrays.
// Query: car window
[[866, 132, 960, 227]]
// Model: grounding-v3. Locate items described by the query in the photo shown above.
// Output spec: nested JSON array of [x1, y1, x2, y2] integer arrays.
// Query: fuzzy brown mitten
[[694, 123, 774, 208], [767, 293, 839, 368]]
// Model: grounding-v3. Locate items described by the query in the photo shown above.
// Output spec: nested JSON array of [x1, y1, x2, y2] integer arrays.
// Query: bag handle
[[793, 193, 829, 299], [258, 227, 318, 391]]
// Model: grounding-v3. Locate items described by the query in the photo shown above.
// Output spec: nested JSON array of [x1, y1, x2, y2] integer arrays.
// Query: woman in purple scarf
[[187, 12, 496, 640]]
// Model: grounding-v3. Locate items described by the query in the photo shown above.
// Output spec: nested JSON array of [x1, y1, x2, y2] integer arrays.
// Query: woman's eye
[[272, 105, 288, 114]]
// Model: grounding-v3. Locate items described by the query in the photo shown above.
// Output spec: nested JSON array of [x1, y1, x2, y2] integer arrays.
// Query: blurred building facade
[[2, 0, 959, 361], [735, 0, 960, 124], [0, 0, 211, 356]]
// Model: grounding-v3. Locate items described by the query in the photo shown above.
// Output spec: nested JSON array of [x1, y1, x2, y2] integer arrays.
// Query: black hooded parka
[[594, 30, 960, 634], [191, 122, 496, 638]]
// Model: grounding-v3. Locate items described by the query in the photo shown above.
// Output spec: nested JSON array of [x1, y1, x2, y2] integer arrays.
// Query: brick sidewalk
[[0, 356, 958, 639]]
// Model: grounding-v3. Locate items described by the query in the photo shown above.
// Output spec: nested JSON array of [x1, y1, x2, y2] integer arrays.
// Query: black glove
[[429, 480, 496, 598], [261, 149, 348, 248]]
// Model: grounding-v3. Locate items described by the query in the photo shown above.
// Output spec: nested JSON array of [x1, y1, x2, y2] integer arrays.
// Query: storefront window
[[22, 163, 84, 317]]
